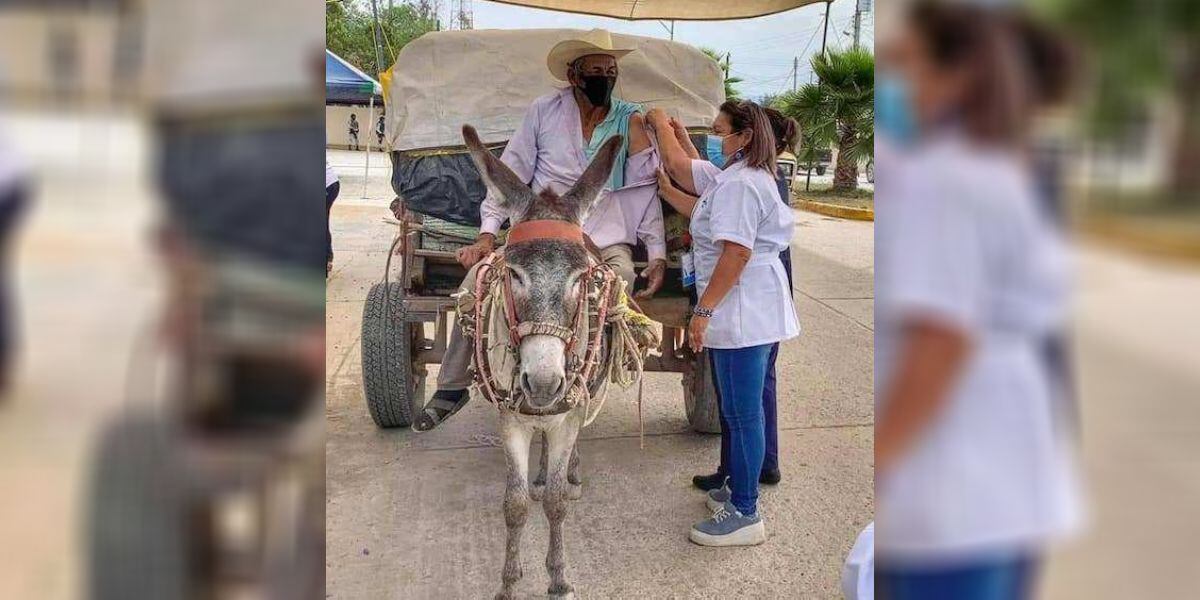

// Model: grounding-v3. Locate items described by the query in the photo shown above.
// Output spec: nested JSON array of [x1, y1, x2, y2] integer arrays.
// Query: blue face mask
[[876, 73, 918, 145], [706, 134, 741, 168]]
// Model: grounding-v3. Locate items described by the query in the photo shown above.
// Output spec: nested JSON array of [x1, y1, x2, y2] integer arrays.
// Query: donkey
[[461, 124, 622, 600]]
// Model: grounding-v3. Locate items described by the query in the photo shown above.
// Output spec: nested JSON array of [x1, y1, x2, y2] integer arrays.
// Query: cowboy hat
[[546, 29, 635, 82]]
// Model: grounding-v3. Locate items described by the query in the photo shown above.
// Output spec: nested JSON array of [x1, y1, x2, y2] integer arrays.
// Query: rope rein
[[456, 252, 660, 431]]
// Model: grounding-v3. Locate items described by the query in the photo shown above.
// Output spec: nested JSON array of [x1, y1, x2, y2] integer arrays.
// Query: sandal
[[411, 391, 470, 432]]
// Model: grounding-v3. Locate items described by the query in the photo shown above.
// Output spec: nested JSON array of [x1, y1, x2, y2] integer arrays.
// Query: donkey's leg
[[566, 443, 582, 500], [530, 431, 548, 501], [496, 413, 533, 600], [543, 415, 582, 598]]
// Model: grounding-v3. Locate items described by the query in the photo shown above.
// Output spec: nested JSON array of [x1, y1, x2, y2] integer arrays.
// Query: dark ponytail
[[765, 107, 800, 155], [719, 99, 778, 171]]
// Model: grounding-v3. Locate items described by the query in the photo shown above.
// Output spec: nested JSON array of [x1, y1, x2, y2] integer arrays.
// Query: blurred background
[[874, 0, 1199, 598], [0, 1, 325, 598]]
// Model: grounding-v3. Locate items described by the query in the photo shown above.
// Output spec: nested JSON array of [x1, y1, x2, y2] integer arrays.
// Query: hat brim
[[547, 41, 634, 82]]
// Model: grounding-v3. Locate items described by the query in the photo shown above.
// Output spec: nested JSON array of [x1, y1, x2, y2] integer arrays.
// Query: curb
[[794, 199, 875, 221], [1077, 215, 1200, 264]]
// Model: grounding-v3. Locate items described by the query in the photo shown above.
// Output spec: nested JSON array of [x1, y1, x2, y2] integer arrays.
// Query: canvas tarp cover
[[385, 28, 724, 151], [387, 29, 723, 226], [481, 0, 820, 21]]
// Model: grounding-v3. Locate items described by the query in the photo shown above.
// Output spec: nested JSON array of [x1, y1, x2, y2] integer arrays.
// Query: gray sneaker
[[706, 485, 731, 512], [689, 506, 766, 547]]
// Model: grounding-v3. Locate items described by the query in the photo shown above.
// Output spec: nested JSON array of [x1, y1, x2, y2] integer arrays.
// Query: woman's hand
[[655, 167, 673, 191], [688, 314, 710, 353], [669, 117, 689, 142], [644, 107, 670, 129]]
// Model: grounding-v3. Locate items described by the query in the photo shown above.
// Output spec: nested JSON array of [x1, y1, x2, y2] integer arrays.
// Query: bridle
[[466, 219, 619, 414]]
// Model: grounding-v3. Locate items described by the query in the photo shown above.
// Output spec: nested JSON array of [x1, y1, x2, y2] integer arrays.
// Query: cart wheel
[[683, 348, 722, 434], [361, 281, 426, 428], [88, 411, 188, 600]]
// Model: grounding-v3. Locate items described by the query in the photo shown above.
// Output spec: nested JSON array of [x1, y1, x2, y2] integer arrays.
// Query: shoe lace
[[712, 506, 735, 523]]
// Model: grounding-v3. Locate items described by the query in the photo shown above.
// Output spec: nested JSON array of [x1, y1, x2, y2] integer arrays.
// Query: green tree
[[777, 48, 874, 191], [700, 47, 743, 100], [1042, 0, 1199, 204], [326, 0, 438, 78]]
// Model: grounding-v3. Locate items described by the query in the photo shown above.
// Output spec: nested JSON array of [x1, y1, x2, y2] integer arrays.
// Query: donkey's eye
[[507, 267, 525, 287]]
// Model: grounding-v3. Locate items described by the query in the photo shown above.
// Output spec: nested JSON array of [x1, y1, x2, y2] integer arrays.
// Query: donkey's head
[[462, 125, 621, 410]]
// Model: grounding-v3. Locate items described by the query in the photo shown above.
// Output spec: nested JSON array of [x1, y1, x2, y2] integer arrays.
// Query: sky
[[440, 0, 875, 100]]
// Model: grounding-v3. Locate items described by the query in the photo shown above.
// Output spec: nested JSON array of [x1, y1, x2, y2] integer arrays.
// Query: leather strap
[[506, 219, 585, 246]]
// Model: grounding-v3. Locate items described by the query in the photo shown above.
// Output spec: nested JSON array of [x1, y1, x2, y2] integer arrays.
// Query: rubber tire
[[683, 348, 722, 434], [88, 411, 188, 600], [360, 281, 425, 428]]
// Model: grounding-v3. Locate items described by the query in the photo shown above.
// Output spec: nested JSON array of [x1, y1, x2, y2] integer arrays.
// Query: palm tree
[[700, 47, 744, 100], [777, 48, 874, 191]]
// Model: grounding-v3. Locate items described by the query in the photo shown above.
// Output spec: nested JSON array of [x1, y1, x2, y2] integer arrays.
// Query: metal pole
[[820, 0, 832, 55], [853, 2, 863, 48], [670, 20, 674, 40], [363, 95, 375, 198], [793, 56, 798, 91], [368, 0, 386, 75]]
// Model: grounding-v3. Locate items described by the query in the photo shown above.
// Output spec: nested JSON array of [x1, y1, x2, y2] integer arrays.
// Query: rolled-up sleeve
[[627, 147, 666, 260], [708, 181, 759, 250], [479, 101, 539, 235]]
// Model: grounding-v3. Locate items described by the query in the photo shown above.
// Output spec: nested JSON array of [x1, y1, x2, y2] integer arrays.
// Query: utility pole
[[792, 56, 798, 91], [853, 0, 871, 48], [820, 0, 833, 56], [853, 6, 862, 48]]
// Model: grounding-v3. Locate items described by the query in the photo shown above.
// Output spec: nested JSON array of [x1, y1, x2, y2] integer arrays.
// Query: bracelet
[[692, 305, 714, 318]]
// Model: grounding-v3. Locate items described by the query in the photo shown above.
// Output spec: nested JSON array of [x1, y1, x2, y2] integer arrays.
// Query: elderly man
[[414, 29, 667, 432]]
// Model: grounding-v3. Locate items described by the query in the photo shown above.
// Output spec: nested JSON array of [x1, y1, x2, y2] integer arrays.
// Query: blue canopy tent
[[326, 49, 382, 105], [327, 49, 384, 196]]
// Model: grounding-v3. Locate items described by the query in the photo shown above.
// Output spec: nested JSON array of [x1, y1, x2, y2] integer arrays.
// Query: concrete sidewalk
[[324, 197, 875, 598]]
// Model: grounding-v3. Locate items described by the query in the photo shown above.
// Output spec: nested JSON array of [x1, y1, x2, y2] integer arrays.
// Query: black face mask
[[576, 75, 616, 107]]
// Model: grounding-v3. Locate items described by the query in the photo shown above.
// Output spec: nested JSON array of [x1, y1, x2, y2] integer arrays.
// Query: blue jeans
[[710, 343, 774, 516], [716, 250, 790, 477], [877, 555, 1038, 600]]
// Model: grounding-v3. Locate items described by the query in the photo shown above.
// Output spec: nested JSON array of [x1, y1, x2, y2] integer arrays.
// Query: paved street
[[323, 155, 875, 598]]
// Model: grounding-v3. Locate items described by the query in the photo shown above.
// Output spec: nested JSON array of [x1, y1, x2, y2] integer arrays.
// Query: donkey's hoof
[[548, 583, 575, 599], [566, 482, 583, 501], [529, 483, 545, 501]]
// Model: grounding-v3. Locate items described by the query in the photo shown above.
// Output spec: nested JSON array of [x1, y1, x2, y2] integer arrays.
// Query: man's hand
[[635, 258, 667, 299], [456, 235, 495, 268]]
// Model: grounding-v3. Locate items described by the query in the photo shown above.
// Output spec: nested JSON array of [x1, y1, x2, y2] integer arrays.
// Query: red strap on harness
[[506, 219, 585, 246]]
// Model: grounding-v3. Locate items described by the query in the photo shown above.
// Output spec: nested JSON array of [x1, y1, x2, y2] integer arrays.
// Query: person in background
[[648, 100, 799, 546], [376, 114, 386, 148], [874, 3, 1082, 598], [326, 158, 340, 276], [0, 131, 30, 396], [348, 113, 360, 151], [658, 110, 800, 495]]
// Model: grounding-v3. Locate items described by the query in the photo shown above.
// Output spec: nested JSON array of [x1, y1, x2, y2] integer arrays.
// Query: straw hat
[[546, 29, 635, 82]]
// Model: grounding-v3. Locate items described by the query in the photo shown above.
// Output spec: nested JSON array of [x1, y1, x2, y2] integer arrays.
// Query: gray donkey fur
[[461, 125, 621, 600]]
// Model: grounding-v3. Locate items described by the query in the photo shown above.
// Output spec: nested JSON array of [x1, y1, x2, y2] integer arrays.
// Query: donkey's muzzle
[[517, 334, 568, 409], [520, 371, 566, 409]]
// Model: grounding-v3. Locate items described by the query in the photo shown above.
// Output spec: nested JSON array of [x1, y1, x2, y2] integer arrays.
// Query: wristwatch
[[692, 305, 714, 318]]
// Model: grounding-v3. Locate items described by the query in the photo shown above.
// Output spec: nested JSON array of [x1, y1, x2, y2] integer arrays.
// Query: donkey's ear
[[562, 135, 622, 222], [462, 124, 533, 213]]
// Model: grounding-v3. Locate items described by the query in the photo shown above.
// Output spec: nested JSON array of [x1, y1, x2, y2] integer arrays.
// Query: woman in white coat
[[874, 3, 1082, 597], [647, 100, 799, 547]]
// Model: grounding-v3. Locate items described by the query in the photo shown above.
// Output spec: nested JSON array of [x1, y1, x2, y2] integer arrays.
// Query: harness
[[455, 219, 659, 427]]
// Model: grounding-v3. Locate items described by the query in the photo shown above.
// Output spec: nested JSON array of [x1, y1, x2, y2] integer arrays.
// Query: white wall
[[326, 104, 385, 150]]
